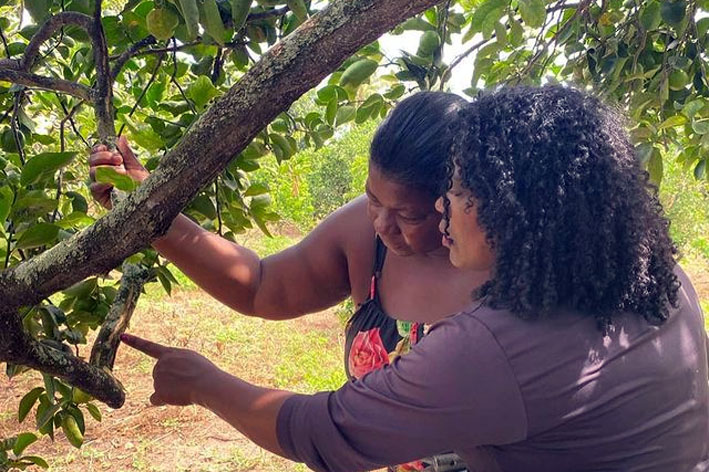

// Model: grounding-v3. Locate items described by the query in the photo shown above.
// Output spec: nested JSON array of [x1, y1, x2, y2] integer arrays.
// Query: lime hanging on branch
[[339, 59, 378, 87]]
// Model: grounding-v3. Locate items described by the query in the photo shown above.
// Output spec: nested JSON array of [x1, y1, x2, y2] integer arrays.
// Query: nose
[[435, 196, 444, 214], [372, 209, 399, 237]]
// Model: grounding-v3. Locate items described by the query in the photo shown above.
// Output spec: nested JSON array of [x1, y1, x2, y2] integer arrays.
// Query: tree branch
[[90, 263, 151, 370], [110, 36, 158, 82], [0, 12, 94, 72], [0, 69, 93, 101], [90, 0, 116, 143], [0, 307, 125, 408]]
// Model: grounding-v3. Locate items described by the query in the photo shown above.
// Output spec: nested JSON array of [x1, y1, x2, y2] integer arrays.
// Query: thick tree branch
[[90, 264, 151, 370], [0, 308, 125, 408], [0, 69, 92, 100], [91, 0, 116, 142]]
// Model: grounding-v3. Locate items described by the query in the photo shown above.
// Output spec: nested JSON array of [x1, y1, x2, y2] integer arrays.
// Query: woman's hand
[[89, 136, 150, 209], [120, 333, 219, 406]]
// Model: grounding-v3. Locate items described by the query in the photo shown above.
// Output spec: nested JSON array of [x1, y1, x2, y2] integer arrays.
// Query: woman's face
[[435, 169, 495, 270], [365, 164, 443, 256]]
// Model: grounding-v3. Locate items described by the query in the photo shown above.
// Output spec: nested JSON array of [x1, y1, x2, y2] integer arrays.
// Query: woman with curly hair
[[121, 85, 708, 471]]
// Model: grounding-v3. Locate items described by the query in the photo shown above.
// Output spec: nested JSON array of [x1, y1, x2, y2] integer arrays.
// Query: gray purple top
[[277, 267, 709, 471]]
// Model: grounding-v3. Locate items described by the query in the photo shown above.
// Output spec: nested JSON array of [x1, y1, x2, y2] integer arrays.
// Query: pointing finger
[[120, 333, 170, 359], [150, 392, 167, 407]]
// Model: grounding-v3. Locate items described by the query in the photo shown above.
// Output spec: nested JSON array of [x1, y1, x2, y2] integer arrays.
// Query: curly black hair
[[445, 85, 680, 328]]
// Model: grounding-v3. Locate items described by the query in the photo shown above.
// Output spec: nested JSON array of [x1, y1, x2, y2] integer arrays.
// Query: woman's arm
[[121, 309, 527, 472], [89, 139, 355, 320]]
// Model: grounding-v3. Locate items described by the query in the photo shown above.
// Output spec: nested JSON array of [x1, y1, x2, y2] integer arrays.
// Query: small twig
[[56, 96, 91, 149], [110, 36, 158, 82], [0, 12, 94, 72], [0, 25, 11, 59], [449, 36, 493, 71], [438, 0, 452, 90], [51, 100, 84, 222], [170, 39, 197, 115], [0, 69, 93, 100], [11, 90, 26, 165], [215, 179, 223, 236], [117, 53, 165, 136], [515, 0, 592, 81]]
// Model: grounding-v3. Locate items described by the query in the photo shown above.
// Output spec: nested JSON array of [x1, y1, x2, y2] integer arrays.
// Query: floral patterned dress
[[344, 238, 468, 472]]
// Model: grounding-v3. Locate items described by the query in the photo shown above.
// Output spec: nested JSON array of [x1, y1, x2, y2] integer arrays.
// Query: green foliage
[[660, 152, 709, 260], [255, 119, 376, 230]]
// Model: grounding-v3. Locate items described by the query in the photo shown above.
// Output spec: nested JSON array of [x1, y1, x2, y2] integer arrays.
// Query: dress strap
[[369, 236, 388, 300]]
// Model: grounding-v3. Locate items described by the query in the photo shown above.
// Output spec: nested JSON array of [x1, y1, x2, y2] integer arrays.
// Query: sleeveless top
[[344, 237, 469, 472]]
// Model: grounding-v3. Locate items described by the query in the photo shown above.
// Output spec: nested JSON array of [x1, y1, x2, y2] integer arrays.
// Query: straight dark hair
[[370, 91, 467, 197]]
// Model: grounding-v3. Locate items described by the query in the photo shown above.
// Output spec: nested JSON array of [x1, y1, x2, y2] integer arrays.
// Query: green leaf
[[177, 0, 200, 40], [146, 8, 179, 41], [326, 97, 338, 126], [57, 212, 95, 229], [339, 59, 378, 87], [61, 415, 83, 449], [384, 84, 405, 100], [20, 152, 77, 186], [660, 0, 686, 25], [94, 167, 137, 192], [640, 1, 662, 30], [658, 114, 687, 129], [18, 387, 44, 423], [647, 149, 663, 186], [36, 402, 62, 431], [190, 194, 217, 219], [187, 75, 220, 110], [0, 187, 12, 223], [518, 0, 546, 28], [509, 17, 524, 46], [200, 0, 228, 45], [471, 0, 508, 35], [694, 158, 707, 180], [25, 0, 50, 22], [231, 0, 251, 31], [692, 120, 709, 135], [335, 105, 356, 126], [12, 433, 37, 457], [86, 403, 102, 422], [682, 99, 705, 118], [21, 456, 49, 469], [244, 183, 269, 196], [16, 223, 60, 250]]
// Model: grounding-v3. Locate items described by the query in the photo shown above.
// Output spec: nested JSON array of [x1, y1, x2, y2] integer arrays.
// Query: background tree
[[0, 0, 707, 468]]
